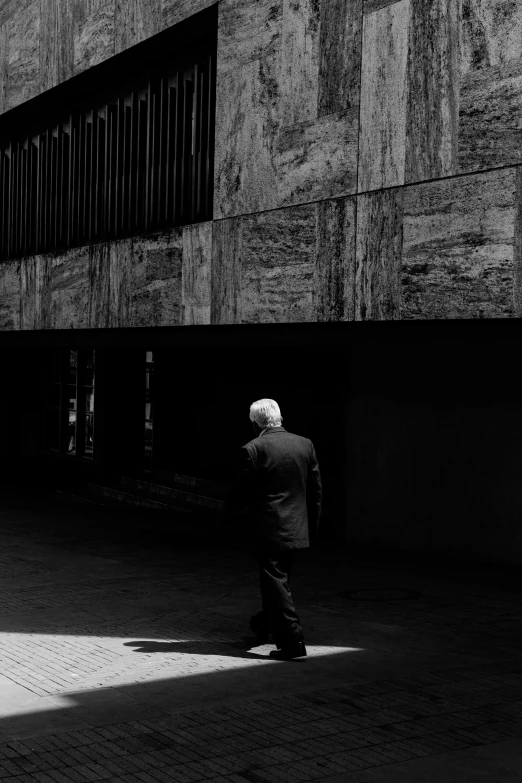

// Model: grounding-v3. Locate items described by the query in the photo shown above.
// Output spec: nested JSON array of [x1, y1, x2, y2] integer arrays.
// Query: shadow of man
[[124, 640, 307, 661]]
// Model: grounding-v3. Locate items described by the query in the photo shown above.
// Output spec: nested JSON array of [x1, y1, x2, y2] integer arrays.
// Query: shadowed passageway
[[1, 490, 522, 782]]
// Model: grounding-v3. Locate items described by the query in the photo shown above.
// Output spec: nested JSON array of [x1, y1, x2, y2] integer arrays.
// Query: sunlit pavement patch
[[0, 642, 364, 723], [246, 644, 364, 658], [0, 628, 365, 710], [2, 505, 522, 780]]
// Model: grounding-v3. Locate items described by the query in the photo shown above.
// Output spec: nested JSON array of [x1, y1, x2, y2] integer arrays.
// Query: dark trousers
[[254, 549, 304, 648]]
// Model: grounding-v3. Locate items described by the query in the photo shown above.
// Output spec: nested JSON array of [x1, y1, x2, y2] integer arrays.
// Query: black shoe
[[269, 641, 307, 660]]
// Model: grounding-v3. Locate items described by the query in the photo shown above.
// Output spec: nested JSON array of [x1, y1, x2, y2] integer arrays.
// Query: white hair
[[249, 399, 282, 429]]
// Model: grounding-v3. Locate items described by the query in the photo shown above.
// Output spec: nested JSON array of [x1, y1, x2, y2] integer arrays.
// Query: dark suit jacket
[[223, 426, 322, 552]]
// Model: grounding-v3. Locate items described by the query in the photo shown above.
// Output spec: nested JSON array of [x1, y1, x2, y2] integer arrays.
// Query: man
[[222, 398, 322, 661]]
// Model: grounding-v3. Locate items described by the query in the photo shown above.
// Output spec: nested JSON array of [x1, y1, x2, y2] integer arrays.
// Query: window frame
[[144, 350, 154, 473], [46, 348, 96, 460]]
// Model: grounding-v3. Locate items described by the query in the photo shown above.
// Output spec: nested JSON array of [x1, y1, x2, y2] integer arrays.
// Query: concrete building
[[1, 0, 522, 563]]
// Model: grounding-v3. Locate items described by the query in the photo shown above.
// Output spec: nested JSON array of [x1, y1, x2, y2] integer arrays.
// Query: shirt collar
[[259, 426, 284, 437]]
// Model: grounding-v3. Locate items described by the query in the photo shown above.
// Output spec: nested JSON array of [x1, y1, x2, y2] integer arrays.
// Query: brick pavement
[[1, 493, 522, 781]]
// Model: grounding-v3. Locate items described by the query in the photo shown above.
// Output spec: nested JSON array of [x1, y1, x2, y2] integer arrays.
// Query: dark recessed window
[[46, 348, 95, 458], [144, 350, 154, 472], [0, 8, 216, 262]]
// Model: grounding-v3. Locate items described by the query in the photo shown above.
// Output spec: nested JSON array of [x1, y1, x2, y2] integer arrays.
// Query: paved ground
[[1, 491, 522, 782]]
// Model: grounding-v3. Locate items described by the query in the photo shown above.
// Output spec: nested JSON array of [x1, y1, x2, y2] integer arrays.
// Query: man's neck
[[259, 425, 281, 436]]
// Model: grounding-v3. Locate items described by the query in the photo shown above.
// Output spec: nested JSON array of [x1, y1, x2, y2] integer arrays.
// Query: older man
[[222, 398, 322, 660]]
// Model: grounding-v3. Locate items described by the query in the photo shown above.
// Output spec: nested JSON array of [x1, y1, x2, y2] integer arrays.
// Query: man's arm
[[306, 441, 322, 540]]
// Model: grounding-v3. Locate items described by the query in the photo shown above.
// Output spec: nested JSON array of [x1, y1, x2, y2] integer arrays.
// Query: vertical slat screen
[[37, 135, 44, 251], [129, 93, 138, 233], [158, 78, 168, 225], [137, 98, 146, 230], [0, 153, 5, 258], [50, 131, 57, 249], [115, 98, 124, 236], [96, 111, 106, 238], [31, 140, 38, 251], [87, 111, 94, 240], [77, 117, 85, 244], [172, 73, 182, 225], [145, 81, 153, 230], [21, 143, 27, 256], [0, 54, 215, 262], [54, 128, 61, 247], [11, 142, 17, 257]]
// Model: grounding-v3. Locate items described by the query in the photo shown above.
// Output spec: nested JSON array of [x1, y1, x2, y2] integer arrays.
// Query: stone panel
[[88, 242, 110, 328], [20, 255, 53, 329], [318, 0, 363, 117], [459, 60, 522, 173], [0, 23, 8, 114], [5, 231, 188, 331], [0, 0, 25, 26], [211, 217, 242, 325], [217, 0, 282, 71], [4, 1, 40, 111], [515, 167, 522, 317], [129, 230, 183, 327], [404, 0, 459, 183], [162, 0, 217, 29], [216, 0, 361, 215], [39, 0, 74, 91], [0, 260, 20, 330], [359, 0, 410, 191], [109, 238, 132, 327], [0, 0, 216, 112], [402, 168, 518, 320], [50, 246, 90, 328], [458, 0, 522, 173], [240, 204, 316, 324], [214, 54, 280, 218], [360, 0, 459, 190], [281, 0, 320, 126], [315, 197, 356, 322], [73, 0, 114, 74], [277, 109, 358, 207], [182, 222, 212, 326], [214, 0, 282, 218], [461, 0, 522, 76], [114, 0, 162, 53], [356, 189, 404, 320]]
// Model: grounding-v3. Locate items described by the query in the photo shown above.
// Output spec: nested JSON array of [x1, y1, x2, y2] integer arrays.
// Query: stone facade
[[2, 0, 522, 328], [3, 225, 212, 330]]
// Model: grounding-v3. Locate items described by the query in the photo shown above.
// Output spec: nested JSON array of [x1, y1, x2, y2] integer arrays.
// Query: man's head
[[249, 399, 283, 434]]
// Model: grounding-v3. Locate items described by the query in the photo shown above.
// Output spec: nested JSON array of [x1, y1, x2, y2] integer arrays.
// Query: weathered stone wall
[[1, 0, 522, 328], [0, 223, 212, 330], [0, 0, 216, 109], [213, 0, 522, 324]]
